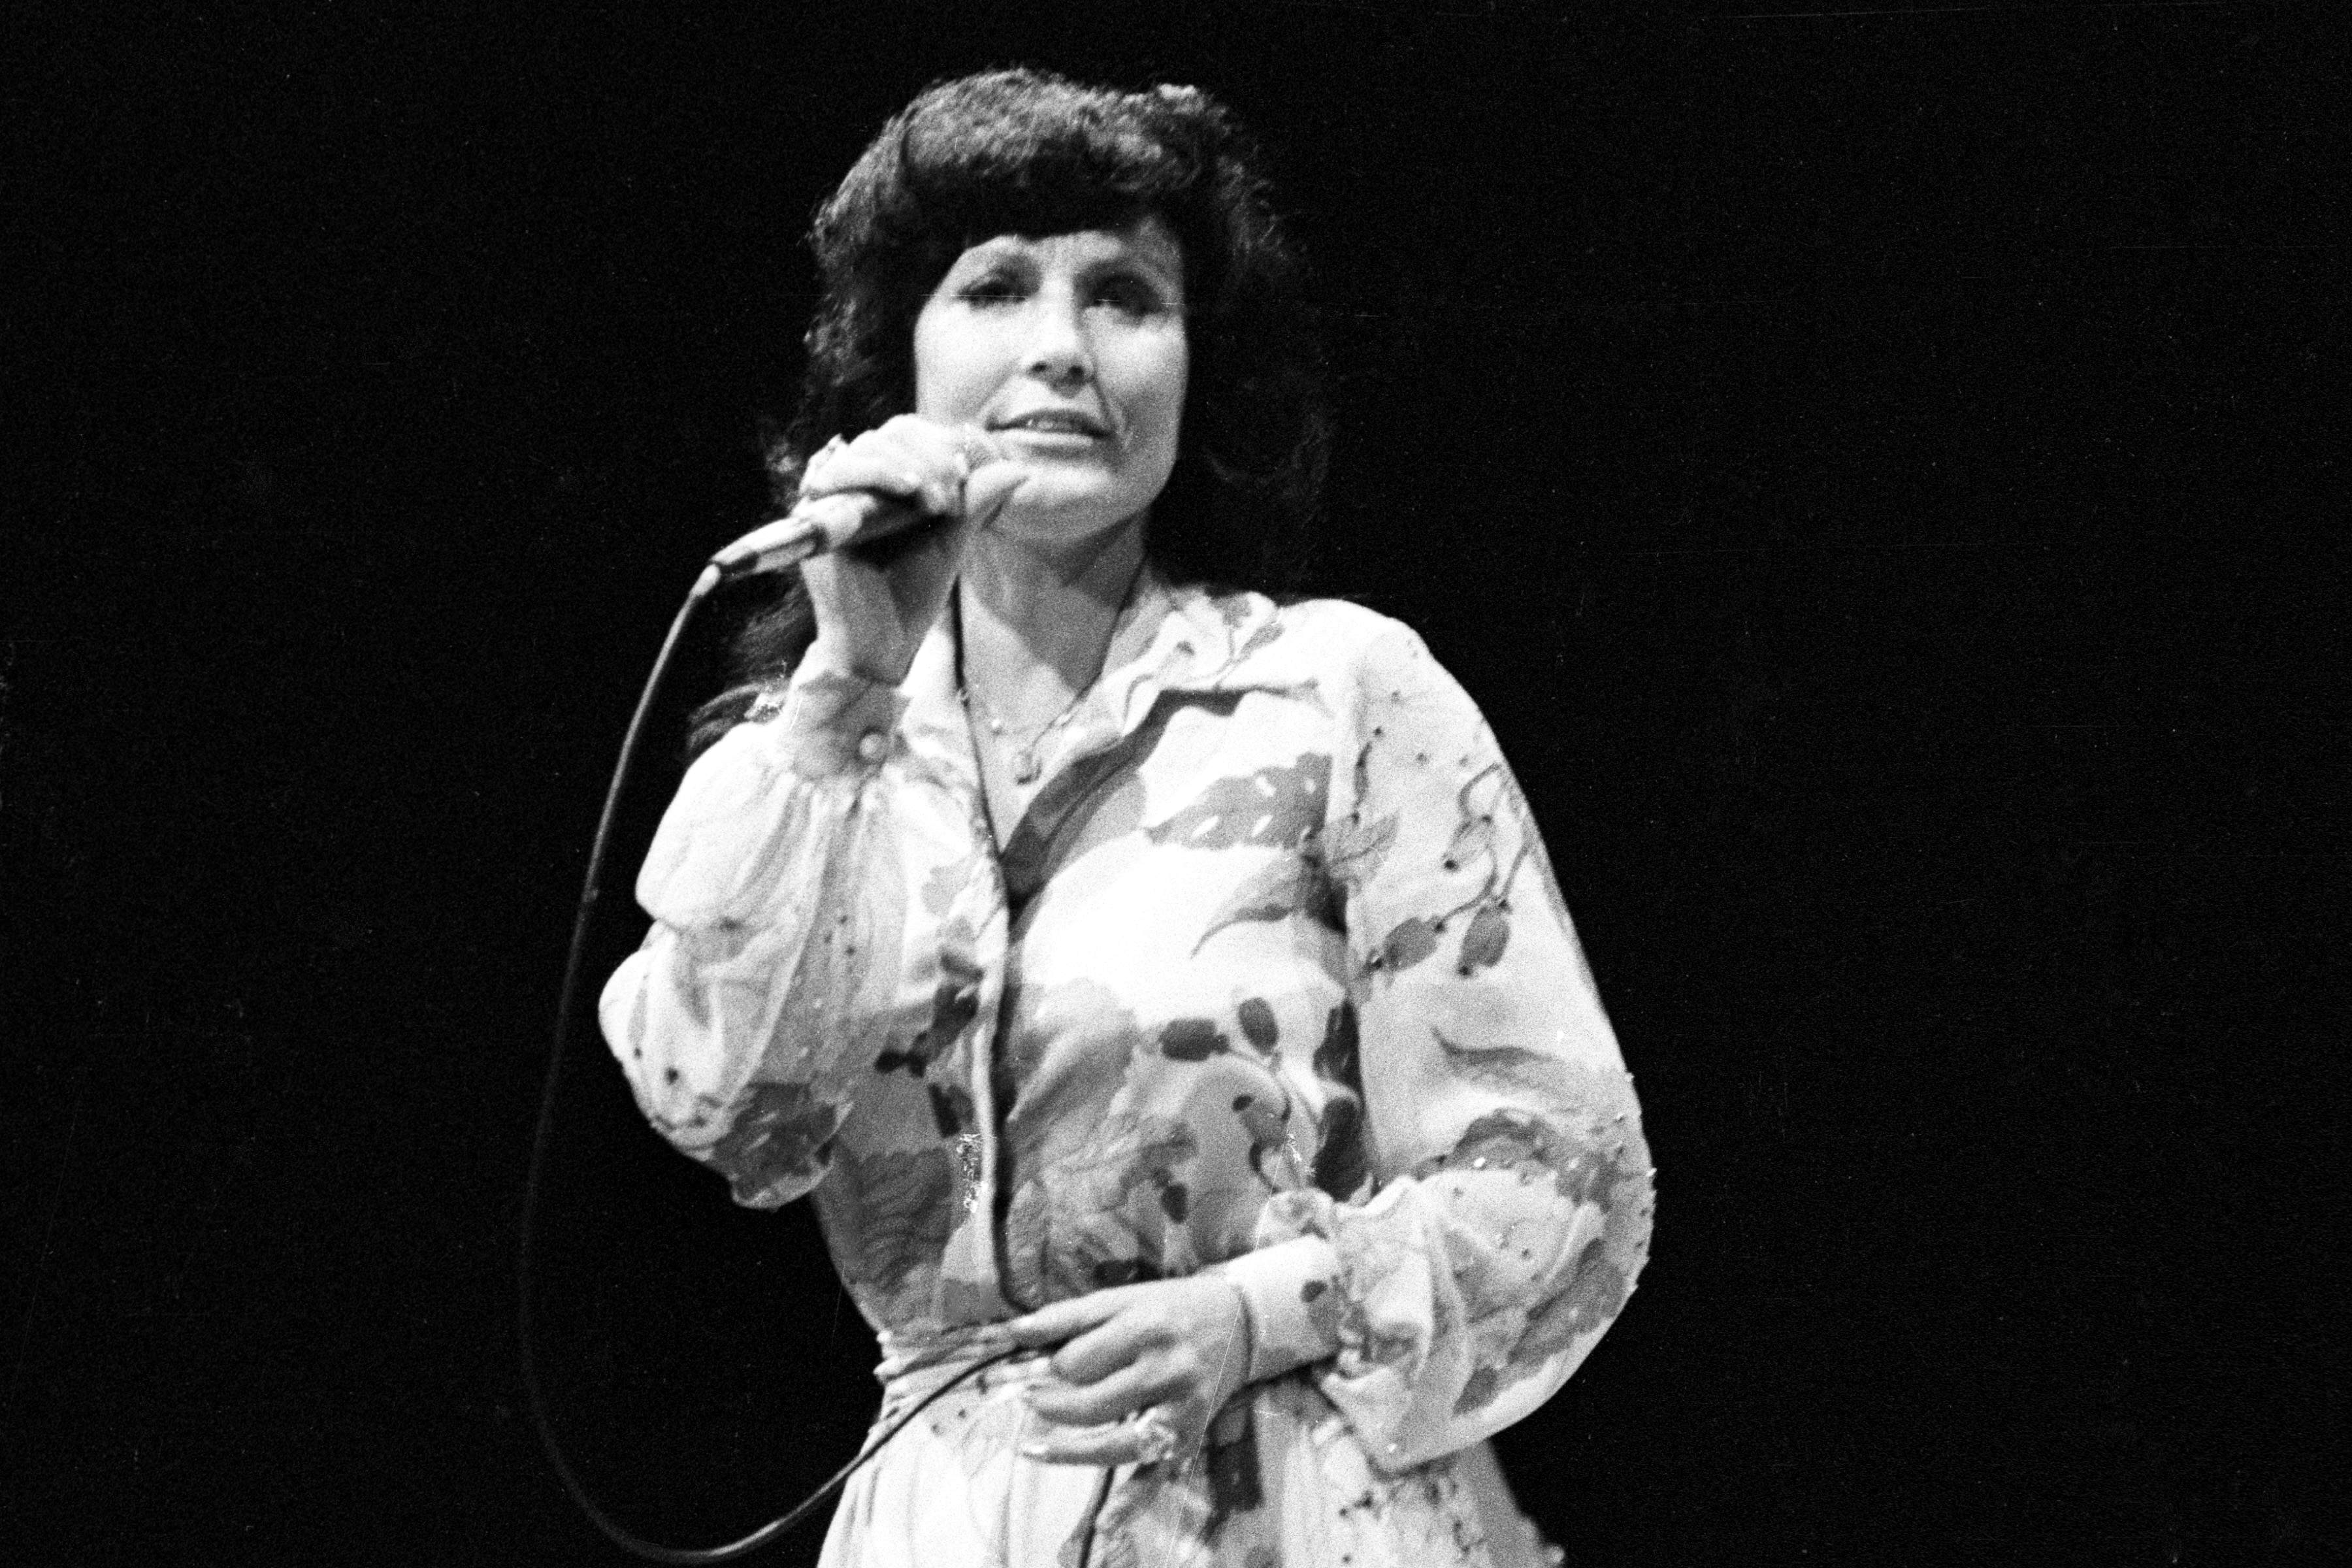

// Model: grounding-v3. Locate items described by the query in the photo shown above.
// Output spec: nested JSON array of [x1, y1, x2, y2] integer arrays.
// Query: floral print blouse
[[600, 568, 1653, 1477]]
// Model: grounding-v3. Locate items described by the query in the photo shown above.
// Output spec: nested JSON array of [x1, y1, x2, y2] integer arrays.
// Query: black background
[[5, 3, 2345, 1564]]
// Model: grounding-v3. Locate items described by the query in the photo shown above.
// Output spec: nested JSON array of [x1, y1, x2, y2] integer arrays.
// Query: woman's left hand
[[1003, 1275, 1253, 1466]]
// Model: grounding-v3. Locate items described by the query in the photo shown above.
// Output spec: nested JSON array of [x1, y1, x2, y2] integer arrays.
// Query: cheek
[[1140, 342, 1190, 452], [911, 315, 989, 421]]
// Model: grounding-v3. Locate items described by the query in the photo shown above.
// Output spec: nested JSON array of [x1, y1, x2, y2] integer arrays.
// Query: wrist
[[1212, 1235, 1343, 1386], [799, 635, 908, 691]]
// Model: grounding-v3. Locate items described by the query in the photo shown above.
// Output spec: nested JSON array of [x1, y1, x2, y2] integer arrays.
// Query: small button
[[857, 731, 888, 762]]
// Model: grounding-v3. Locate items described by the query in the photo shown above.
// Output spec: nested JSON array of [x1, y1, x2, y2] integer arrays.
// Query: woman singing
[[601, 68, 1654, 1568]]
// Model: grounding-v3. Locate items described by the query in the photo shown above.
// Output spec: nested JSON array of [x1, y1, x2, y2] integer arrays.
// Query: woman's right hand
[[795, 414, 1022, 687]]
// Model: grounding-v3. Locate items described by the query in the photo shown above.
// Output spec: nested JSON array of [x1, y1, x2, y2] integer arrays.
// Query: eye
[[956, 272, 1025, 307], [1090, 273, 1168, 318]]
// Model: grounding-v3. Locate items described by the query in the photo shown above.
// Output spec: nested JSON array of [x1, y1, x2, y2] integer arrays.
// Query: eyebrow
[[958, 233, 1183, 280], [1083, 243, 1186, 306], [1116, 244, 1184, 288]]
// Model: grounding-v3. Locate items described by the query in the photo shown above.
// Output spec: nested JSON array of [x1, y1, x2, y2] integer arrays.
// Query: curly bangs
[[778, 67, 1326, 591]]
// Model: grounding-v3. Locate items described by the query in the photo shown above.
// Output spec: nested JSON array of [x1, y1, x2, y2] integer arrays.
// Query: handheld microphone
[[704, 491, 933, 584], [700, 429, 1015, 591]]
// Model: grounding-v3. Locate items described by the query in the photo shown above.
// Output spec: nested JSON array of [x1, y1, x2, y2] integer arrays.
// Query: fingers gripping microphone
[[704, 491, 916, 583], [696, 429, 1012, 595]]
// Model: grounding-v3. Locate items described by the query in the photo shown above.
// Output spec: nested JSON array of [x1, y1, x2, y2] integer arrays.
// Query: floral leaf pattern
[[1202, 1402, 1266, 1537], [604, 578, 1649, 1558], [1456, 903, 1511, 973], [1232, 1088, 1306, 1192], [1309, 1004, 1369, 1200], [1192, 854, 1335, 953], [1431, 1030, 1632, 1125], [1413, 1089, 1652, 1417], [817, 1145, 956, 1302], [874, 943, 983, 1079], [1003, 1111, 1198, 1304], [921, 852, 973, 918], [702, 1081, 846, 1209], [1232, 617, 1285, 664], [1145, 754, 1330, 851], [1372, 915, 1439, 974], [1311, 1098, 1368, 1201], [1315, 809, 1397, 892], [1160, 1018, 1232, 1062]]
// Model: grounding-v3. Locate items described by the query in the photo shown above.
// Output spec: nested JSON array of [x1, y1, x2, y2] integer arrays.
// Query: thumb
[[952, 425, 1011, 470]]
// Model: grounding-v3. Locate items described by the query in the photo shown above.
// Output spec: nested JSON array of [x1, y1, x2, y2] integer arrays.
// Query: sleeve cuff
[[1213, 1233, 1345, 1385], [774, 666, 907, 779]]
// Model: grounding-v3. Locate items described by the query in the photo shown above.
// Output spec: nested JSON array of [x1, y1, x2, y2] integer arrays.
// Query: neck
[[958, 517, 1148, 721]]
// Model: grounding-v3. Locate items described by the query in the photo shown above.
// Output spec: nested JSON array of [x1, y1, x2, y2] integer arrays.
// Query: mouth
[[991, 408, 1111, 440]]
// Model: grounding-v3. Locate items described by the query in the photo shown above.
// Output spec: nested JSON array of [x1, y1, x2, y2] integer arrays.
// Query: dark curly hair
[[703, 68, 1327, 740]]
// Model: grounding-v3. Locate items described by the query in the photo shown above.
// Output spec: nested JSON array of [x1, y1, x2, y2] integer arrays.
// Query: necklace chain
[[952, 558, 1145, 789], [958, 685, 1090, 785]]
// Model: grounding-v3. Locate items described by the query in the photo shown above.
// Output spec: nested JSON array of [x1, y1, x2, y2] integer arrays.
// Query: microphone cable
[[517, 565, 1016, 1562]]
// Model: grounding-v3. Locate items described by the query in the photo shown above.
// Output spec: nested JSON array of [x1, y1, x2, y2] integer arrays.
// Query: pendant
[[1011, 746, 1041, 785]]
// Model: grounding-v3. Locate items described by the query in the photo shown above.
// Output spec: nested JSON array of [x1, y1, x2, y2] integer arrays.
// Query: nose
[[1020, 288, 1093, 387]]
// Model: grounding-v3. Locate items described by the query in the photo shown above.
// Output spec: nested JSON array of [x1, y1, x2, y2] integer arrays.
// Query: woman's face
[[913, 217, 1189, 553]]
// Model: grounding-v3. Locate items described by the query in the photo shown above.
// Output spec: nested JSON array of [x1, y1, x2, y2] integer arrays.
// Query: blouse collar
[[1036, 563, 1294, 743], [900, 562, 1295, 777]]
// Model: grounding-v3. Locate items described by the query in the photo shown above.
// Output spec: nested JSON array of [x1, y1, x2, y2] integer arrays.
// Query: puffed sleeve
[[1217, 617, 1654, 1471], [598, 666, 985, 1209]]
